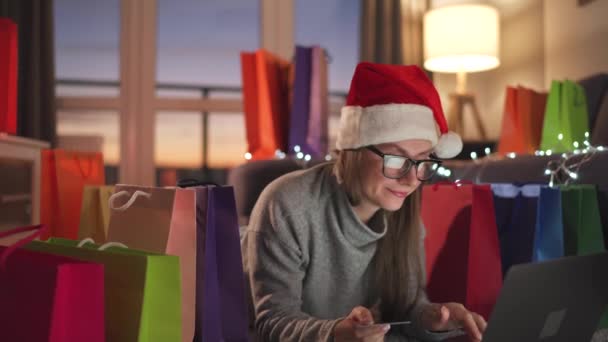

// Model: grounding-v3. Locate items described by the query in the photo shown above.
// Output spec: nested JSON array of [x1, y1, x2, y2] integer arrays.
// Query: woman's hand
[[334, 306, 390, 342], [420, 302, 487, 342]]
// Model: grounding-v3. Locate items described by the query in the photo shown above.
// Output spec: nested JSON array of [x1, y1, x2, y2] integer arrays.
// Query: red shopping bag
[[240, 49, 291, 160], [0, 225, 105, 342], [0, 18, 18, 134], [41, 149, 105, 240], [421, 183, 502, 319]]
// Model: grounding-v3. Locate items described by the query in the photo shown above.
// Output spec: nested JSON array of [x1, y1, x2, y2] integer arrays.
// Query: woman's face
[[359, 139, 433, 212]]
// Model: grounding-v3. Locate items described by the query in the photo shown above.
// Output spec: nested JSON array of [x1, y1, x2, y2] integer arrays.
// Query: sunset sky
[[54, 0, 358, 168]]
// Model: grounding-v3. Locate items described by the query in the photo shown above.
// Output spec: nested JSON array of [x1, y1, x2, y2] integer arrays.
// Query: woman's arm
[[245, 228, 342, 341]]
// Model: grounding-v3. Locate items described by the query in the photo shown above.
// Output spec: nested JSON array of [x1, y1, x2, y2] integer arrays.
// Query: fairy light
[[325, 154, 332, 161], [444, 169, 452, 177], [275, 149, 286, 159], [558, 133, 564, 141], [484, 147, 491, 155], [546, 150, 552, 156], [244, 152, 252, 160], [304, 154, 312, 161], [296, 152, 304, 159], [573, 141, 579, 148], [544, 143, 604, 186], [470, 152, 478, 160], [585, 132, 590, 138], [294, 145, 301, 153], [507, 152, 516, 159]]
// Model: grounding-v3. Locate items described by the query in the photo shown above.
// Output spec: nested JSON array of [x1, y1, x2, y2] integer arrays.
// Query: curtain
[[0, 0, 56, 146], [360, 0, 428, 66]]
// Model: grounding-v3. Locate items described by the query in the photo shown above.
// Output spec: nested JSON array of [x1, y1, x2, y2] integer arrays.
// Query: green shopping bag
[[26, 238, 182, 342], [560, 185, 607, 328], [540, 80, 590, 152]]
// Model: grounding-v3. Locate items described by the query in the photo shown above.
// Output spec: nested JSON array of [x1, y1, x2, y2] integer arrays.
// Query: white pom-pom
[[434, 131, 463, 159]]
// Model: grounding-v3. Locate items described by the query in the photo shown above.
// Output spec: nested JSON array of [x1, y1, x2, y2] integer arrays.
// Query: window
[[54, 0, 121, 184], [155, 0, 259, 185]]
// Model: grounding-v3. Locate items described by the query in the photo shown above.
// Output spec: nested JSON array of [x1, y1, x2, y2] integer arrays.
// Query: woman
[[242, 63, 486, 341]]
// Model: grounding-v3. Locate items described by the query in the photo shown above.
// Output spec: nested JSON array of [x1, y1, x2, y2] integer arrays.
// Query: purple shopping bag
[[194, 186, 249, 342], [288, 46, 313, 155], [306, 45, 329, 158]]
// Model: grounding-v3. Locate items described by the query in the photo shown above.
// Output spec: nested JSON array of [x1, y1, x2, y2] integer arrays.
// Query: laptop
[[479, 252, 608, 341]]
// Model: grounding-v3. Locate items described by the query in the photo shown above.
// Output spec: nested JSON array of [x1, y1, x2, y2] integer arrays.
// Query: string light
[[470, 152, 478, 160], [585, 132, 590, 138], [544, 144, 603, 186], [573, 141, 579, 148], [244, 152, 252, 160], [558, 133, 564, 141], [325, 154, 332, 161], [294, 145, 301, 153], [507, 152, 516, 159], [296, 152, 304, 159], [546, 150, 552, 156], [304, 154, 312, 161], [484, 147, 491, 155], [275, 149, 286, 159]]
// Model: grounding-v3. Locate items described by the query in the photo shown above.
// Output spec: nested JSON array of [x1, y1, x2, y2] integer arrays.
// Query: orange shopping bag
[[498, 86, 547, 154], [41, 149, 105, 240], [241, 49, 291, 159]]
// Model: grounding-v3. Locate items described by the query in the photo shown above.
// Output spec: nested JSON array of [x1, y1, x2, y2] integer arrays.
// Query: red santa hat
[[336, 62, 462, 159]]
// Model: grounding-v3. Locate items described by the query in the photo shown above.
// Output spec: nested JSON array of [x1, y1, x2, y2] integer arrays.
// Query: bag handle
[[109, 190, 152, 211], [76, 238, 128, 250], [431, 179, 474, 191], [0, 224, 48, 270]]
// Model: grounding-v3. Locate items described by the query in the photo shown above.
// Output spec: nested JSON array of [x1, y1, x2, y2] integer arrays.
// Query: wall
[[432, 0, 545, 141], [544, 0, 608, 84], [431, 0, 608, 142]]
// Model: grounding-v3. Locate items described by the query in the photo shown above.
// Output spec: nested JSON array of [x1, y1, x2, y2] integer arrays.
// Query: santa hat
[[336, 62, 462, 159]]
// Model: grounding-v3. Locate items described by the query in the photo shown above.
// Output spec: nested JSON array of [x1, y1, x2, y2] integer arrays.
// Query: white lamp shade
[[424, 4, 500, 73]]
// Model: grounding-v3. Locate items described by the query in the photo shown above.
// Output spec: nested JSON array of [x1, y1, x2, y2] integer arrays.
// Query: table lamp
[[424, 4, 500, 140]]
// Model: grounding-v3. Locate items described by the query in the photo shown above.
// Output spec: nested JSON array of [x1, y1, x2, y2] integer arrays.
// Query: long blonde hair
[[333, 149, 424, 321]]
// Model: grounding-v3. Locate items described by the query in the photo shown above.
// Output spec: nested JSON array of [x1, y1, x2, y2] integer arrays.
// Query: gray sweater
[[242, 163, 452, 341]]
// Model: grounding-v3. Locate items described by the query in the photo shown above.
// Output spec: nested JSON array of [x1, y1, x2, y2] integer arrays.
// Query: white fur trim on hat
[[434, 131, 463, 159], [336, 103, 439, 150]]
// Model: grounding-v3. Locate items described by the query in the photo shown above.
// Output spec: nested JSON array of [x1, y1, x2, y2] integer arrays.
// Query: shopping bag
[[498, 87, 547, 154], [0, 225, 105, 342], [540, 80, 590, 152], [27, 237, 181, 342], [194, 186, 249, 342], [0, 18, 18, 134], [560, 184, 608, 328], [532, 186, 565, 261], [306, 45, 329, 158], [78, 185, 115, 243], [491, 184, 540, 276], [240, 49, 291, 159], [288, 46, 312, 154], [422, 183, 502, 320], [561, 185, 605, 256], [107, 185, 196, 342], [41, 149, 105, 240]]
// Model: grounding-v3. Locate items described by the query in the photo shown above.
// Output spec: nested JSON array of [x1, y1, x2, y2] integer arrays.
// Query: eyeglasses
[[366, 146, 442, 181]]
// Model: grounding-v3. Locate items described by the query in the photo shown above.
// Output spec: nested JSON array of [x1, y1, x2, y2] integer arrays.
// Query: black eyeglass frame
[[365, 145, 443, 181]]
